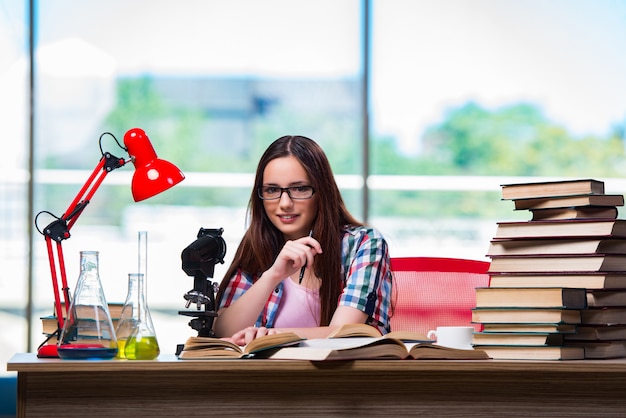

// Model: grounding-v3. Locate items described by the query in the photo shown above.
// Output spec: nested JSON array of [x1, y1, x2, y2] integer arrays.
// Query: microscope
[[178, 227, 226, 349]]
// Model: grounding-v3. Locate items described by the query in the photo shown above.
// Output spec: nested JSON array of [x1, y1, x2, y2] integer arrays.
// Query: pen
[[299, 230, 313, 284]]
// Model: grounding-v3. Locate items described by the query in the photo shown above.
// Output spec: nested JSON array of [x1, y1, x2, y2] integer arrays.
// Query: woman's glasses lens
[[258, 186, 315, 200]]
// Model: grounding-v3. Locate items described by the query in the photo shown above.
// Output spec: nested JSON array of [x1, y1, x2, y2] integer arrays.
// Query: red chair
[[389, 257, 490, 335]]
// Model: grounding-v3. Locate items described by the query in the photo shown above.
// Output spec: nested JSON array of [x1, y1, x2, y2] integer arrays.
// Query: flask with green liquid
[[116, 231, 160, 360]]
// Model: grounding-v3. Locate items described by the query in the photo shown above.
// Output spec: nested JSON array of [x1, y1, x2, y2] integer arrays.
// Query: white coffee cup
[[426, 326, 474, 350]]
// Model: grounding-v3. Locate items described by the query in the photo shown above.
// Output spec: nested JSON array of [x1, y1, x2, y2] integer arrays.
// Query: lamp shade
[[123, 128, 185, 202]]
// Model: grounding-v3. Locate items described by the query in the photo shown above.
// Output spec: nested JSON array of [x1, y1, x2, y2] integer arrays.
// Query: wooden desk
[[8, 353, 626, 417]]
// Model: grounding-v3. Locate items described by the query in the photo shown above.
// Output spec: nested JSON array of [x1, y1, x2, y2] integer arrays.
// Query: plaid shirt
[[218, 225, 392, 334]]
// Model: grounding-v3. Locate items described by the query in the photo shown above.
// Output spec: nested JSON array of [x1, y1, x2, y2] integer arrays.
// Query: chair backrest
[[389, 256, 490, 335]]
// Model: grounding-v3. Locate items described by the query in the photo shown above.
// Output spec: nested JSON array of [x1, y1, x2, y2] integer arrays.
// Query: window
[[1, 1, 625, 368]]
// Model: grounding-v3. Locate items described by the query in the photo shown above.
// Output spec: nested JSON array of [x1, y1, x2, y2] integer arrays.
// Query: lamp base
[[37, 344, 59, 358], [37, 343, 118, 359]]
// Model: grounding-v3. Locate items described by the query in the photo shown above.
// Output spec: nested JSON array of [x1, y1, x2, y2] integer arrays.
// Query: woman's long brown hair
[[217, 135, 362, 325]]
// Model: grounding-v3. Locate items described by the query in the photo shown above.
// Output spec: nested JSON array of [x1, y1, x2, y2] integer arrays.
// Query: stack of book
[[40, 302, 123, 344], [472, 178, 626, 360]]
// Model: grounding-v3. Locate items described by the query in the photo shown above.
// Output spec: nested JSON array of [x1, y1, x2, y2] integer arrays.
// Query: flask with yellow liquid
[[116, 231, 160, 360]]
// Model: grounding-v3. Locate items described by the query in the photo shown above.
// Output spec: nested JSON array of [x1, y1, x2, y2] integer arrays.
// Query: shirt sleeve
[[338, 226, 392, 334], [217, 269, 255, 310], [217, 268, 283, 328]]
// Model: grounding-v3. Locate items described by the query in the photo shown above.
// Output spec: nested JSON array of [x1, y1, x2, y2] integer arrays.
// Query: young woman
[[214, 135, 393, 345]]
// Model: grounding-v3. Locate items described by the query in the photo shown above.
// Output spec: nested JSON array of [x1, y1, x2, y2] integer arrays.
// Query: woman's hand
[[264, 235, 322, 284], [227, 326, 279, 346]]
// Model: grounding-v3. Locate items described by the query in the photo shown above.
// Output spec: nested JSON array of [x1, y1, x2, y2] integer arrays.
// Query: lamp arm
[[63, 153, 127, 231], [44, 236, 69, 330], [39, 152, 127, 331]]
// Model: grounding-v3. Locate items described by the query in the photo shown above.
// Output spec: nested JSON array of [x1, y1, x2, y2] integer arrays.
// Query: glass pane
[[34, 0, 362, 354], [0, 0, 28, 374], [371, 0, 626, 259]]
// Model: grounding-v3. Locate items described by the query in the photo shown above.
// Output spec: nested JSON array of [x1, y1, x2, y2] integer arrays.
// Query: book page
[[406, 343, 490, 360], [178, 347, 246, 359], [244, 332, 304, 354], [327, 323, 382, 338], [183, 336, 242, 353], [301, 337, 385, 349], [271, 338, 410, 360], [179, 332, 304, 359], [385, 330, 431, 342]]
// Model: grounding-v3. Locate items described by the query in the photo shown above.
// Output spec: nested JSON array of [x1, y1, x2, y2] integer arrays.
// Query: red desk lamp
[[35, 128, 185, 358]]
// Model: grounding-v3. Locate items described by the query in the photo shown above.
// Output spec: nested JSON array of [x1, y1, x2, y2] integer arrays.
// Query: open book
[[270, 337, 490, 361], [327, 323, 430, 341], [270, 323, 490, 361], [178, 331, 304, 359]]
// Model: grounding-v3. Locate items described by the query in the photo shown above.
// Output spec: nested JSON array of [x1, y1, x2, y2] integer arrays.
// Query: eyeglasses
[[257, 185, 316, 200]]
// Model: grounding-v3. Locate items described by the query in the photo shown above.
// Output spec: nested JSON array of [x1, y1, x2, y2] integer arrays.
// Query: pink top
[[273, 277, 320, 328]]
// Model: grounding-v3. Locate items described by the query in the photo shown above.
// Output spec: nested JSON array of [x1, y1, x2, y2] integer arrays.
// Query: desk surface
[[8, 352, 626, 373], [10, 353, 626, 417]]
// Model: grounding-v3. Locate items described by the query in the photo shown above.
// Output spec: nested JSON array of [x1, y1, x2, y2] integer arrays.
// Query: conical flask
[[115, 273, 141, 359], [57, 251, 118, 360], [123, 231, 160, 360]]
